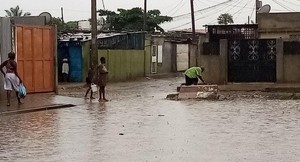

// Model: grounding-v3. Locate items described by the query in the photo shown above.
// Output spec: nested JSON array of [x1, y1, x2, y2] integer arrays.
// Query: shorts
[[86, 77, 92, 85], [4, 73, 20, 91]]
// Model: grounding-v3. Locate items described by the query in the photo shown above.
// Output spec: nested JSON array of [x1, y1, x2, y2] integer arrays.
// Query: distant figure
[[62, 58, 69, 82], [183, 66, 205, 86], [0, 52, 23, 106], [84, 66, 95, 99], [95, 57, 108, 102]]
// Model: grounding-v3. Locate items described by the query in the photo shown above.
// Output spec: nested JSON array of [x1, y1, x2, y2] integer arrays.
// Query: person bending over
[[183, 66, 205, 86]]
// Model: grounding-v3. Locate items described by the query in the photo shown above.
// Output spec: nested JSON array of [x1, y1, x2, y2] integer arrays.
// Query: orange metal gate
[[16, 25, 55, 93]]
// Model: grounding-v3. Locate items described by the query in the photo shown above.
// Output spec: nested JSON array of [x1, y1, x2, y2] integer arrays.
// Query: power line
[[203, 0, 242, 25], [180, 1, 238, 27], [272, 0, 295, 11], [165, 0, 185, 16], [224, 0, 244, 13], [233, 0, 253, 20], [249, 3, 256, 21], [163, 0, 184, 13], [206, 0, 241, 25], [172, 0, 236, 23], [169, 0, 266, 29], [169, 4, 226, 30], [172, 0, 233, 19], [170, 1, 187, 16], [194, 1, 201, 10], [282, 0, 300, 8]]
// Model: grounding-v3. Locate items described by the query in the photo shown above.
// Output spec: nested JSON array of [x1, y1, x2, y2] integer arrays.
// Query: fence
[[98, 50, 145, 82]]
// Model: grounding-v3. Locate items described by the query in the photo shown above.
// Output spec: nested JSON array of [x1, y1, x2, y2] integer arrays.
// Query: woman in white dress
[[0, 52, 23, 106]]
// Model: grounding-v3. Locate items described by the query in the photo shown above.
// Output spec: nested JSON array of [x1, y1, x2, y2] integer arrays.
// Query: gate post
[[220, 39, 228, 84], [197, 35, 205, 66], [0, 17, 12, 100], [276, 38, 284, 83]]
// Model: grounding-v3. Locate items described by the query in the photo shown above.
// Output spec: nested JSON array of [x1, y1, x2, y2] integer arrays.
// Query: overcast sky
[[1, 0, 299, 31]]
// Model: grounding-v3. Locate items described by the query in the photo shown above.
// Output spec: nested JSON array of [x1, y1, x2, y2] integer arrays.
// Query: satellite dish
[[258, 4, 271, 13], [39, 12, 52, 24]]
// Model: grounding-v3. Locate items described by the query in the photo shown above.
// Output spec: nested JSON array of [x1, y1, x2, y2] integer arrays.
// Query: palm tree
[[5, 5, 31, 17], [217, 13, 234, 25]]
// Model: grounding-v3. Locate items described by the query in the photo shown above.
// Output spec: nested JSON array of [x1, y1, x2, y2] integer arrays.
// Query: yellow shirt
[[184, 67, 202, 78]]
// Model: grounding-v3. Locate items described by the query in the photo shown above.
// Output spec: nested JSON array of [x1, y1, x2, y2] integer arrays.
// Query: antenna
[[258, 4, 271, 13]]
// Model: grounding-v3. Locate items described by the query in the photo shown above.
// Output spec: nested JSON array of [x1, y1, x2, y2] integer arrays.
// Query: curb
[[0, 104, 76, 116]]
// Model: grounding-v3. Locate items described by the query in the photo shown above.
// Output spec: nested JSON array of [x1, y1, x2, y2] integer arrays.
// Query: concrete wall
[[12, 16, 46, 26], [157, 42, 173, 73], [152, 36, 165, 45], [189, 44, 197, 67], [283, 55, 300, 83], [98, 50, 145, 82], [0, 17, 12, 101], [151, 36, 176, 74], [198, 39, 227, 84], [144, 35, 151, 76], [198, 37, 300, 84], [278, 39, 300, 83], [176, 44, 189, 71], [258, 13, 300, 39]]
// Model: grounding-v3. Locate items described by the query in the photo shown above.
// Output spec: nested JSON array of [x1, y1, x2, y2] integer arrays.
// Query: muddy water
[[1, 78, 300, 162]]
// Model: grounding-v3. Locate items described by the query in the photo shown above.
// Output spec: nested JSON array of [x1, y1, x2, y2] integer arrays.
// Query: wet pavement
[[0, 93, 86, 115], [1, 77, 300, 162]]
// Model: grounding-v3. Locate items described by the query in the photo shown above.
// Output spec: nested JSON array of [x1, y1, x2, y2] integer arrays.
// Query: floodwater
[[1, 78, 300, 162]]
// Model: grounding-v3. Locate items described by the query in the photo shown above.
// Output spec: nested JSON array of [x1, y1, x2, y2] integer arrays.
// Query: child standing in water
[[96, 57, 108, 102], [84, 66, 95, 99]]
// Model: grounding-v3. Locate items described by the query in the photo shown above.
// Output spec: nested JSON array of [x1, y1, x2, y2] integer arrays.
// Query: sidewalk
[[219, 83, 300, 92], [0, 93, 86, 115]]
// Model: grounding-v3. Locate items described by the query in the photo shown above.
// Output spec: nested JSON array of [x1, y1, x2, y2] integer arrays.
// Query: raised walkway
[[0, 93, 85, 115]]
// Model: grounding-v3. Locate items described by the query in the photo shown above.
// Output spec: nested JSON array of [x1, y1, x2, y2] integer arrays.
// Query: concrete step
[[178, 85, 219, 100]]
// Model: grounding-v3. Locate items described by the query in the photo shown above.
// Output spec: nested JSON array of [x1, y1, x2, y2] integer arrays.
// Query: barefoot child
[[84, 67, 95, 99], [96, 57, 108, 102]]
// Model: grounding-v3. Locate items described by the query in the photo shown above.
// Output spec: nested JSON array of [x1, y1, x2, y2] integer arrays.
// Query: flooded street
[[1, 78, 300, 162]]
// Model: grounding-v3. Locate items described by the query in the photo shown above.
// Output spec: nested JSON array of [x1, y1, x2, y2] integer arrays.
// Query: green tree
[[51, 17, 78, 33], [5, 5, 31, 17], [52, 17, 64, 32], [65, 21, 78, 32], [217, 13, 234, 25], [98, 7, 172, 32]]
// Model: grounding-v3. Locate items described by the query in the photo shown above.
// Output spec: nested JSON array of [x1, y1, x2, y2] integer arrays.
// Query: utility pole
[[144, 0, 147, 31], [248, 16, 250, 24], [91, 0, 98, 67], [101, 0, 106, 10], [61, 7, 64, 23], [190, 0, 196, 41], [255, 0, 260, 23], [61, 7, 64, 30]]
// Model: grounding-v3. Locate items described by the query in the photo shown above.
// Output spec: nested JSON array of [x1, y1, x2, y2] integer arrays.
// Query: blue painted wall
[[69, 45, 82, 82], [58, 41, 83, 82]]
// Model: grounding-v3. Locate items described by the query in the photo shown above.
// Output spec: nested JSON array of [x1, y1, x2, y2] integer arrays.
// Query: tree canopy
[[217, 13, 234, 25], [5, 5, 31, 17], [98, 7, 172, 33], [51, 17, 78, 33]]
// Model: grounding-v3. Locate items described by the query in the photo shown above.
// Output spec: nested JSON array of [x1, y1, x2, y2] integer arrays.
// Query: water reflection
[[1, 78, 300, 161]]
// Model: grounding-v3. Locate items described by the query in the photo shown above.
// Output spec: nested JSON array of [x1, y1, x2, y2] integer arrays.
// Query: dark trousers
[[63, 73, 68, 82], [185, 75, 198, 86]]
